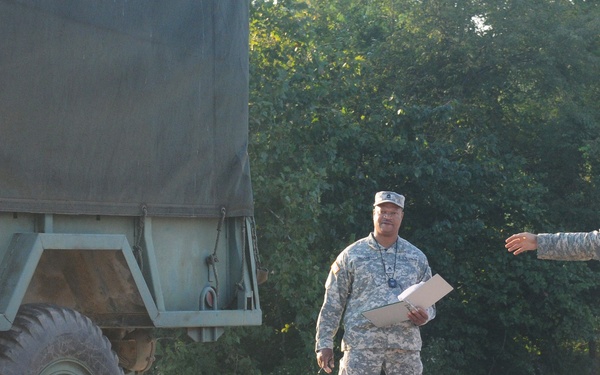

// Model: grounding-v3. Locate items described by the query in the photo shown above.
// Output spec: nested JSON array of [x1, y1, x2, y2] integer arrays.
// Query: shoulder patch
[[331, 261, 340, 274]]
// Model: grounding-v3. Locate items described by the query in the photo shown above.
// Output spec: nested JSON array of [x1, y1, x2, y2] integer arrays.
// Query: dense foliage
[[149, 1, 600, 374]]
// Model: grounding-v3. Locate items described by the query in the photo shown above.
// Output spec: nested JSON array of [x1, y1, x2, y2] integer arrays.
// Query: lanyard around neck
[[372, 234, 399, 288]]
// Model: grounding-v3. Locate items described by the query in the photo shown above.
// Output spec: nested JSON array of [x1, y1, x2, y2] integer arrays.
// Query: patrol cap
[[373, 191, 405, 208]]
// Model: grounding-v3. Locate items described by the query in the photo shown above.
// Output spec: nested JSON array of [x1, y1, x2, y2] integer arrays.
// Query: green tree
[[151, 1, 599, 373]]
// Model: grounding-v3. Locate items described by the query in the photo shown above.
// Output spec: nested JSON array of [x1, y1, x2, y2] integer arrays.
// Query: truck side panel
[[0, 0, 261, 338]]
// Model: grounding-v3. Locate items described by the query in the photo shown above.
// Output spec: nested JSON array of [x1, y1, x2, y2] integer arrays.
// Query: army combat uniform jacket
[[315, 234, 434, 353], [537, 230, 600, 261]]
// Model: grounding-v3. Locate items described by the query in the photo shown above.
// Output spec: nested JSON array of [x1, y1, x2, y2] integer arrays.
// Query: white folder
[[362, 274, 453, 327]]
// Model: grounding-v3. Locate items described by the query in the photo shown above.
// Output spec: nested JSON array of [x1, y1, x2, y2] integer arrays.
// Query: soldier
[[315, 191, 434, 375], [505, 231, 600, 261]]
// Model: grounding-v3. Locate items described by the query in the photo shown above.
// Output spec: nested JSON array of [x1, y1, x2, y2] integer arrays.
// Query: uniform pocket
[[397, 256, 419, 284]]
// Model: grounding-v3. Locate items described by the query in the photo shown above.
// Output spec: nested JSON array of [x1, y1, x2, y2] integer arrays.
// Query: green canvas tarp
[[0, 0, 253, 218]]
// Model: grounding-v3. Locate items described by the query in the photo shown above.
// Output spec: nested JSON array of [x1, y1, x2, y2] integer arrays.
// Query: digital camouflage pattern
[[537, 230, 600, 261], [338, 348, 422, 375], [315, 234, 434, 352], [373, 191, 405, 208]]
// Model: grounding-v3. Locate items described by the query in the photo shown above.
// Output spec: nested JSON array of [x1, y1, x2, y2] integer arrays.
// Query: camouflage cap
[[373, 191, 405, 208]]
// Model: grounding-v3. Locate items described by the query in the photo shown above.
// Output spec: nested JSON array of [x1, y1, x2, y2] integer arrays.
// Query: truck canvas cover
[[0, 0, 253, 218]]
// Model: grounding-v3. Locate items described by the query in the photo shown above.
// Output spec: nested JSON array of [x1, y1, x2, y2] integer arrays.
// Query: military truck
[[0, 1, 263, 374]]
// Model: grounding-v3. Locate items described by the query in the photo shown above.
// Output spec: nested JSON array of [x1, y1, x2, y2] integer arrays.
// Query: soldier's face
[[373, 203, 403, 236]]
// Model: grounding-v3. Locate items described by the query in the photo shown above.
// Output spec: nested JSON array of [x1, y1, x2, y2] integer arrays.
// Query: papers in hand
[[398, 281, 425, 301], [362, 274, 453, 327]]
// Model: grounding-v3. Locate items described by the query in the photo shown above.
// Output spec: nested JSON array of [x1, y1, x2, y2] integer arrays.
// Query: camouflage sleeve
[[315, 255, 351, 351], [537, 230, 600, 261]]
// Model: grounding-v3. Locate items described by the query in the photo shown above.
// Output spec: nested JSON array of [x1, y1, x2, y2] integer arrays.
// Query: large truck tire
[[0, 304, 124, 375]]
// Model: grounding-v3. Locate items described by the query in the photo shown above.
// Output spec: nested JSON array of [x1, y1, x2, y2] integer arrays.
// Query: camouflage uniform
[[537, 230, 600, 261], [315, 233, 434, 374]]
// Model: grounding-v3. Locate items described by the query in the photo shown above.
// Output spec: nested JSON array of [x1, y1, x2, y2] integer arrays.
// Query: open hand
[[505, 232, 538, 255]]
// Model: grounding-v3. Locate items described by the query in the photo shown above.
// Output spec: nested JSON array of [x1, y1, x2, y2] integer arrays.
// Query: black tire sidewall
[[0, 304, 123, 375]]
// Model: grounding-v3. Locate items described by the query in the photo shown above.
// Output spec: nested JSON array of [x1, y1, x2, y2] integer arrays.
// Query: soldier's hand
[[316, 348, 334, 373], [505, 232, 538, 255], [407, 307, 428, 326]]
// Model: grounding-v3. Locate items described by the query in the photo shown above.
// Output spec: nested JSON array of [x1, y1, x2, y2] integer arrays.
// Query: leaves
[[151, 1, 600, 374]]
